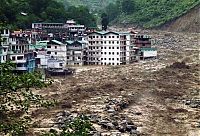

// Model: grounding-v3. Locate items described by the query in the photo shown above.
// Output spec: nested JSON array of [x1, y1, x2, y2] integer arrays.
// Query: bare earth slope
[[159, 4, 200, 33], [31, 30, 199, 136]]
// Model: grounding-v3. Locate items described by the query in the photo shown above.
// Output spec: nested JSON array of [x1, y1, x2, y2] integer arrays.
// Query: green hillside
[[57, 0, 116, 11], [105, 0, 200, 28]]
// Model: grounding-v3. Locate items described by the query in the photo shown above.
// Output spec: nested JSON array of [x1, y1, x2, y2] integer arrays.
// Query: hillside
[[57, 0, 116, 11], [159, 4, 200, 33], [106, 0, 200, 29]]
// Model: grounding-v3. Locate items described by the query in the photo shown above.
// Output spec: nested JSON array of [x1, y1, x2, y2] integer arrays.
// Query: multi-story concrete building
[[86, 31, 136, 65], [0, 29, 36, 72], [66, 40, 87, 66], [46, 40, 67, 65], [133, 34, 157, 60]]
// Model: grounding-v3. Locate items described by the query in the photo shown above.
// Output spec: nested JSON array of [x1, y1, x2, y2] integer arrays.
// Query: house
[[30, 41, 49, 68], [46, 40, 67, 65], [86, 31, 136, 65], [8, 31, 36, 73], [0, 29, 36, 72], [133, 34, 157, 60], [66, 40, 87, 66]]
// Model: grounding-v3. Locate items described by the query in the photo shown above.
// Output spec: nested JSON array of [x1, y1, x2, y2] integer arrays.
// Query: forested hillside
[[57, 0, 116, 11], [0, 0, 97, 29], [105, 0, 200, 28]]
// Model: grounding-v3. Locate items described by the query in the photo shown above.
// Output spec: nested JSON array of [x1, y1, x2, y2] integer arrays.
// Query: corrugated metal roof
[[52, 40, 63, 45]]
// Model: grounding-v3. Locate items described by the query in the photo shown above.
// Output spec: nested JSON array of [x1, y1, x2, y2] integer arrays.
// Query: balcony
[[88, 38, 102, 41], [134, 40, 151, 44], [67, 46, 83, 50], [88, 54, 101, 57], [88, 49, 102, 52], [16, 67, 27, 71], [13, 59, 27, 63]]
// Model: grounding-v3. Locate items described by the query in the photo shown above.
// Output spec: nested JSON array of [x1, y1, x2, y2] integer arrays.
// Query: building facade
[[87, 31, 136, 65]]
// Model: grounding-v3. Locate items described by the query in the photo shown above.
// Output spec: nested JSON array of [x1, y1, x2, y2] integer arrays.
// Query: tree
[[101, 13, 109, 31], [0, 61, 54, 135], [105, 3, 120, 22], [43, 115, 93, 136], [121, 0, 135, 15]]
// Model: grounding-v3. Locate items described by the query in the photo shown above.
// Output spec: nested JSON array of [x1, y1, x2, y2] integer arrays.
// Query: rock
[[107, 109, 116, 113], [126, 125, 137, 132], [130, 130, 140, 135]]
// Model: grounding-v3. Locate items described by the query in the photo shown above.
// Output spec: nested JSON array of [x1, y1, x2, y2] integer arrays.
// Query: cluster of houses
[[0, 20, 157, 73]]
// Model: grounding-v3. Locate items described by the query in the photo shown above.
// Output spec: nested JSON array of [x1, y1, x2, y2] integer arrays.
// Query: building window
[[101, 58, 103, 60], [104, 52, 106, 54], [109, 47, 111, 49], [112, 58, 114, 60], [104, 41, 106, 44], [59, 63, 63, 67], [55, 52, 57, 55], [104, 47, 106, 49], [12, 56, 15, 61], [117, 52, 119, 55], [109, 41, 111, 44], [109, 52, 111, 55], [112, 36, 114, 38], [55, 46, 57, 49], [101, 52, 103, 54], [117, 36, 119, 38], [112, 63, 114, 65], [101, 36, 103, 38], [117, 58, 119, 60], [104, 36, 106, 38], [104, 58, 106, 60], [93, 36, 95, 38], [47, 51, 51, 54], [104, 63, 106, 65], [117, 47, 119, 49], [112, 47, 114, 49], [101, 47, 103, 49], [67, 56, 69, 59], [117, 41, 119, 44], [101, 41, 103, 44], [47, 46, 51, 48], [96, 36, 99, 38], [112, 52, 114, 55], [3, 48, 6, 52], [109, 58, 111, 60], [17, 56, 23, 60], [109, 36, 111, 38], [112, 41, 114, 44]]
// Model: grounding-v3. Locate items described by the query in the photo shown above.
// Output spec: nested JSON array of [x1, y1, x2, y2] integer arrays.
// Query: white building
[[46, 40, 67, 65], [87, 31, 136, 65]]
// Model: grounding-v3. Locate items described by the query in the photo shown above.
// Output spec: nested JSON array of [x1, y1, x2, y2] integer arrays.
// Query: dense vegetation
[[57, 0, 116, 11], [104, 0, 200, 28], [0, 0, 97, 29], [0, 61, 55, 135]]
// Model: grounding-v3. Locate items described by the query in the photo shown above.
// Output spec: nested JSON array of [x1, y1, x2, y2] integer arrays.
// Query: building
[[66, 40, 87, 66], [0, 29, 10, 63], [46, 40, 67, 65], [86, 31, 136, 65], [0, 29, 36, 72], [133, 34, 157, 60]]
